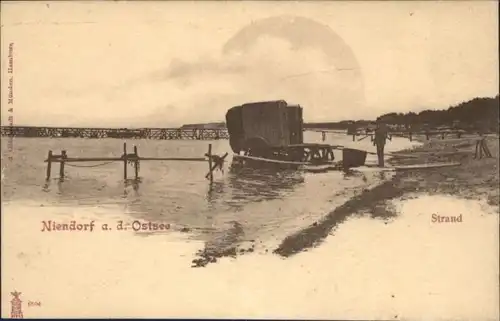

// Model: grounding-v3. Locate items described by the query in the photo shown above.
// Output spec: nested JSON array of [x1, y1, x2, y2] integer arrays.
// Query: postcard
[[1, 1, 499, 319]]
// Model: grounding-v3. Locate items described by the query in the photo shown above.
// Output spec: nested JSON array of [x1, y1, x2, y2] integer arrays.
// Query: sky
[[1, 1, 498, 127]]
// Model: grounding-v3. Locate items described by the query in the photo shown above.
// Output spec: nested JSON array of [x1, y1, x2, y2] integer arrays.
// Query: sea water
[[1, 131, 420, 247]]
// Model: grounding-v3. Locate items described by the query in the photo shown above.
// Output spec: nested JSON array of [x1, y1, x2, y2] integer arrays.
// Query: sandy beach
[[276, 134, 499, 256]]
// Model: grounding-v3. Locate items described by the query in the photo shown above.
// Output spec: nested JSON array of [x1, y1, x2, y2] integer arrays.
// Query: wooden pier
[[44, 142, 227, 183], [310, 128, 471, 142], [1, 126, 229, 140], [2, 125, 482, 142]]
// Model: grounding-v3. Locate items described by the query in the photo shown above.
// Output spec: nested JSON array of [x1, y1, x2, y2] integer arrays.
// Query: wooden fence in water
[[44, 142, 228, 183]]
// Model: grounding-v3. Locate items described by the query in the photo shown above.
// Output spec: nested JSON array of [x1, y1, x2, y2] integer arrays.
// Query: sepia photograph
[[1, 1, 499, 319]]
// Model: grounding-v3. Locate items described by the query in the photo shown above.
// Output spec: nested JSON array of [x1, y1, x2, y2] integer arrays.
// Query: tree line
[[304, 95, 499, 132]]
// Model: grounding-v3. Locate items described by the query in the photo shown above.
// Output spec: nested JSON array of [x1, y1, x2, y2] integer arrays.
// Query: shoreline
[[274, 134, 499, 257]]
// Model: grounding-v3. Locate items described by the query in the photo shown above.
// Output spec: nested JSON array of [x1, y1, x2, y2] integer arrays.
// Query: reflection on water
[[195, 165, 306, 266], [227, 164, 303, 204], [207, 165, 304, 207]]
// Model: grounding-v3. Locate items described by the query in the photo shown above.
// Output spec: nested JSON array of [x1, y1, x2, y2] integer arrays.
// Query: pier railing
[[308, 128, 476, 142], [2, 125, 491, 142], [1, 126, 229, 140]]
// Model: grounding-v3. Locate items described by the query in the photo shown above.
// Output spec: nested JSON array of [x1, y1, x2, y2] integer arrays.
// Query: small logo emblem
[[10, 291, 23, 319]]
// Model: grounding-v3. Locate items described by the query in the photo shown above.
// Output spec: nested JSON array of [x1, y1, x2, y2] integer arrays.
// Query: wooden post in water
[[123, 142, 128, 180], [59, 150, 67, 179], [352, 134, 355, 141], [207, 143, 213, 183], [409, 132, 413, 142], [133, 145, 139, 180], [441, 132, 445, 140], [46, 150, 53, 180]]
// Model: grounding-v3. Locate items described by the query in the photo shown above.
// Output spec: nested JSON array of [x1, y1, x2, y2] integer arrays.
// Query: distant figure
[[373, 122, 389, 167]]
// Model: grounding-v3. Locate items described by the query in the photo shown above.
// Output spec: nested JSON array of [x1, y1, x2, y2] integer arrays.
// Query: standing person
[[373, 122, 389, 167]]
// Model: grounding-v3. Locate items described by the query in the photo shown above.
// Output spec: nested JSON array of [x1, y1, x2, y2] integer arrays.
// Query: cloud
[[165, 58, 248, 80], [56, 34, 366, 126], [138, 35, 366, 123]]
